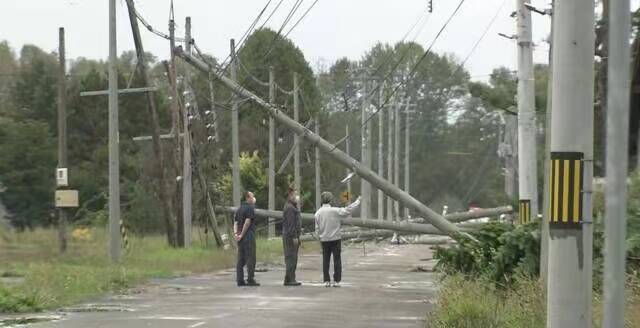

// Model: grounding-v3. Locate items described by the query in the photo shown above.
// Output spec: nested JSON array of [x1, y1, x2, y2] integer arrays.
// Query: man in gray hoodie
[[314, 192, 361, 287]]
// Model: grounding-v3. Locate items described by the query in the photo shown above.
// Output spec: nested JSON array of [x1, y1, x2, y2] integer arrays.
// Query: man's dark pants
[[283, 237, 300, 283], [236, 237, 256, 283], [321, 239, 342, 283]]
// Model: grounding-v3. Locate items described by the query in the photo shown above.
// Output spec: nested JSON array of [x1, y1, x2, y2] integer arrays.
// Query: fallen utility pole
[[218, 205, 510, 227], [176, 48, 466, 238]]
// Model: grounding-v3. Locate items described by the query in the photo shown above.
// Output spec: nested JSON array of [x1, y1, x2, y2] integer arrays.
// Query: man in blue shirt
[[234, 191, 259, 287]]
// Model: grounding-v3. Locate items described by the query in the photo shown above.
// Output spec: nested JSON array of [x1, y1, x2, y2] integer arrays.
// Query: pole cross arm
[[80, 87, 158, 97], [175, 46, 468, 239]]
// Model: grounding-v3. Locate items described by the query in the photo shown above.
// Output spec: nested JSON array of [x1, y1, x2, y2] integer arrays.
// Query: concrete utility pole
[[537, 1, 554, 288], [377, 82, 385, 220], [546, 0, 595, 326], [177, 49, 468, 238], [603, 0, 631, 325], [387, 96, 395, 221], [404, 100, 412, 219], [503, 111, 518, 200], [394, 100, 402, 220], [108, 0, 121, 262], [230, 39, 241, 207], [516, 0, 539, 224], [345, 125, 352, 197], [315, 117, 321, 210], [361, 81, 371, 220], [57, 27, 68, 253], [182, 16, 193, 247], [294, 72, 301, 195], [268, 67, 276, 238]]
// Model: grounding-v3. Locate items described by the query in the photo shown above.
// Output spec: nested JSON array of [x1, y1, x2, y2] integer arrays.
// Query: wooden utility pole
[[293, 72, 301, 195], [108, 0, 122, 262], [57, 27, 68, 253], [124, 0, 177, 246], [377, 82, 385, 220], [168, 13, 184, 247], [182, 16, 193, 247], [268, 67, 276, 238], [230, 39, 241, 207], [603, 0, 631, 325], [546, 0, 595, 325]]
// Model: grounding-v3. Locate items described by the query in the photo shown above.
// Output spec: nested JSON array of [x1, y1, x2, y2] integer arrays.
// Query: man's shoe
[[325, 281, 331, 287], [246, 280, 260, 286], [284, 281, 302, 286], [332, 282, 341, 288], [237, 281, 247, 287]]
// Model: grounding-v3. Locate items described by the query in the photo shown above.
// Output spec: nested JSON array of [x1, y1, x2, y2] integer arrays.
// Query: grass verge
[[427, 274, 640, 328], [0, 228, 312, 313]]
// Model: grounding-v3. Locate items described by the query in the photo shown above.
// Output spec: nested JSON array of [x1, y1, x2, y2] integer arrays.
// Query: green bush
[[434, 222, 540, 285]]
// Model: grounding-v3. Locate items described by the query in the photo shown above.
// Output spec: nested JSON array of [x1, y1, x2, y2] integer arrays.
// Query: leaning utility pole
[[176, 48, 467, 238], [387, 96, 395, 221], [124, 0, 177, 247], [361, 81, 371, 220], [294, 72, 301, 195], [230, 39, 241, 207], [57, 27, 68, 253], [108, 0, 122, 262], [603, 0, 631, 325], [546, 0, 595, 326], [516, 0, 539, 224], [182, 16, 193, 247], [377, 82, 385, 220], [268, 67, 276, 238]]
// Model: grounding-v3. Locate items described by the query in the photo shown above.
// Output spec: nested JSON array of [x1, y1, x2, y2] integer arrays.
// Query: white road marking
[[189, 321, 206, 327]]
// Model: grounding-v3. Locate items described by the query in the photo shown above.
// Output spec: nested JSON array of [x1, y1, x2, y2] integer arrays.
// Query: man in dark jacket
[[234, 191, 259, 287], [282, 187, 302, 286]]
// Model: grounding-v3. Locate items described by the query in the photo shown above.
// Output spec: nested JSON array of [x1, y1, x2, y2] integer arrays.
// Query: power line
[[283, 0, 321, 38], [328, 0, 469, 153]]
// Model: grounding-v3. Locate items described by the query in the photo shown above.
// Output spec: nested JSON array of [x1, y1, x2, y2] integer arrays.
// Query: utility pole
[[503, 110, 518, 201], [377, 82, 385, 220], [516, 0, 539, 224], [361, 81, 371, 219], [208, 74, 219, 142], [182, 16, 193, 247], [230, 39, 241, 207], [169, 12, 184, 247], [315, 117, 321, 210], [108, 0, 121, 262], [57, 27, 68, 253], [603, 0, 631, 325], [404, 100, 412, 219], [394, 100, 402, 220], [268, 67, 276, 238], [546, 0, 594, 326], [294, 72, 301, 196], [345, 125, 352, 197], [387, 96, 395, 221]]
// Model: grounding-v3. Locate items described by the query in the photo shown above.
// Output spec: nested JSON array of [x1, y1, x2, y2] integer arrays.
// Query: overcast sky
[[1, 0, 635, 81]]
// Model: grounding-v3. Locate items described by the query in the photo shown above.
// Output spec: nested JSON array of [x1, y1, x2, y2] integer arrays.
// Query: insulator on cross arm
[[207, 136, 216, 142]]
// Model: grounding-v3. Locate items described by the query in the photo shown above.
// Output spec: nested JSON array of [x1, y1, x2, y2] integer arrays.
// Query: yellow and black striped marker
[[519, 200, 531, 224], [549, 152, 584, 228], [120, 219, 130, 253]]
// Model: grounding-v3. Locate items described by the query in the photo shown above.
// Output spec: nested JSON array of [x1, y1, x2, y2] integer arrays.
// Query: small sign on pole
[[56, 168, 68, 187]]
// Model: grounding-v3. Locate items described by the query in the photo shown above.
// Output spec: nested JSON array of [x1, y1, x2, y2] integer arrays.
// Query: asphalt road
[[5, 243, 438, 328]]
